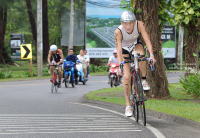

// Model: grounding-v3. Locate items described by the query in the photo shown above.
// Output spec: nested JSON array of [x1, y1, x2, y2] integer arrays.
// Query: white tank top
[[118, 20, 139, 52]]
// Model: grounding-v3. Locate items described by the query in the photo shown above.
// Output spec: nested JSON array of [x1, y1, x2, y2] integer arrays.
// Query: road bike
[[48, 64, 62, 93], [120, 50, 154, 126]]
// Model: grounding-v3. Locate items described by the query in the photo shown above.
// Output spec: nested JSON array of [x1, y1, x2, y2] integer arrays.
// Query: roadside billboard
[[86, 0, 125, 58], [86, 1, 176, 59], [161, 25, 176, 58], [10, 34, 24, 60]]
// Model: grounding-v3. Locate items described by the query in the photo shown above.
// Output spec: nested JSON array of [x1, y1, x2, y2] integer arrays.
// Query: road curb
[[82, 97, 200, 131]]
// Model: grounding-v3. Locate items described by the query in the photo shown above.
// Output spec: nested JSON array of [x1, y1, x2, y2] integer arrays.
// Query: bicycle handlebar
[[120, 57, 155, 71]]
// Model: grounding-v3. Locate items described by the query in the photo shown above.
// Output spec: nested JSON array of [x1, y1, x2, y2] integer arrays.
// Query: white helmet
[[50, 45, 57, 52], [120, 11, 136, 22]]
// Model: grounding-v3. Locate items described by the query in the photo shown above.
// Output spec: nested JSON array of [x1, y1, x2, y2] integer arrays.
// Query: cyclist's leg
[[58, 66, 62, 81], [50, 66, 54, 80], [135, 44, 150, 90], [123, 54, 131, 106]]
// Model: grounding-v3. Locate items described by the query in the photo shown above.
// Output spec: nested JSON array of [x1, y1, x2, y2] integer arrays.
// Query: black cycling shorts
[[122, 38, 144, 54]]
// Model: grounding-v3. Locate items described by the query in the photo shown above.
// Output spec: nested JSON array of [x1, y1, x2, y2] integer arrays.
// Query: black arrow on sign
[[22, 46, 30, 58]]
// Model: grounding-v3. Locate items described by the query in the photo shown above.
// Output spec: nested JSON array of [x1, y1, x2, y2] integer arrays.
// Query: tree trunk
[[2, 6, 13, 64], [185, 23, 199, 75], [42, 0, 49, 62], [134, 0, 170, 98], [25, 0, 37, 48], [0, 6, 4, 63]]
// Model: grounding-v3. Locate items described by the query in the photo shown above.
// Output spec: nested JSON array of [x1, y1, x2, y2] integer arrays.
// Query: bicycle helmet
[[50, 45, 57, 52], [113, 50, 117, 54], [120, 11, 136, 22]]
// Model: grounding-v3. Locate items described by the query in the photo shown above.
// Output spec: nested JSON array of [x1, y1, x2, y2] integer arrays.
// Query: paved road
[[0, 73, 199, 138]]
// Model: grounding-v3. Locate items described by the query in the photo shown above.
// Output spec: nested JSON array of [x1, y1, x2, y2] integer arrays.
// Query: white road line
[[70, 102, 166, 138], [7, 127, 138, 131], [0, 130, 142, 134], [0, 125, 135, 129], [0, 122, 132, 126], [0, 123, 132, 126]]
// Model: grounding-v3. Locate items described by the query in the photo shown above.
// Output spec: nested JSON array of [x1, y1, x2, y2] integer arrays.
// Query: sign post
[[20, 44, 33, 76]]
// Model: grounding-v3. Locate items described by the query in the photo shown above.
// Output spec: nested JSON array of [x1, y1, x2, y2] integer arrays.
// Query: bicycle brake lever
[[149, 59, 155, 71]]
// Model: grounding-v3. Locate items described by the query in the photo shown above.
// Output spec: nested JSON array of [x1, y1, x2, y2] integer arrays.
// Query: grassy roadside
[[86, 83, 200, 122], [0, 76, 50, 82], [90, 71, 107, 76]]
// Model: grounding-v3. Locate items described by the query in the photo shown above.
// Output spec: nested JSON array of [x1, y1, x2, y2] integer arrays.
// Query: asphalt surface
[[0, 72, 199, 138]]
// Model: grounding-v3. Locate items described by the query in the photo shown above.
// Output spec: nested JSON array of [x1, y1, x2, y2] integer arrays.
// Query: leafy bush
[[179, 73, 200, 97], [22, 69, 37, 77], [4, 71, 12, 78], [0, 70, 5, 79], [90, 64, 109, 73], [43, 68, 50, 76]]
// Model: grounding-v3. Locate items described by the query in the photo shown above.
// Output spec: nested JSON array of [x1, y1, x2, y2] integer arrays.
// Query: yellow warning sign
[[20, 44, 32, 59]]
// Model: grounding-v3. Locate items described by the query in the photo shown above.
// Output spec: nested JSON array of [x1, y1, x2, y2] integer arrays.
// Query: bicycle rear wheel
[[136, 72, 146, 126], [55, 84, 58, 92]]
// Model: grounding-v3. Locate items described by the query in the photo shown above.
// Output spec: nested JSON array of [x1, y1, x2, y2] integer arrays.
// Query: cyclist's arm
[[138, 21, 153, 56], [114, 29, 123, 65], [47, 50, 52, 64], [58, 50, 64, 65]]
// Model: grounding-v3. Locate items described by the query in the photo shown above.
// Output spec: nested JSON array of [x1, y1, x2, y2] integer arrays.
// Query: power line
[[86, 0, 122, 8]]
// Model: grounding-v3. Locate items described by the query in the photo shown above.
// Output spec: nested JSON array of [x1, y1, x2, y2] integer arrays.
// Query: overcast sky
[[86, 0, 126, 16]]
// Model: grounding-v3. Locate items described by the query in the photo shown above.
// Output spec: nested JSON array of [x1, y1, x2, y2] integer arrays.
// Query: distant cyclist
[[47, 45, 64, 88], [115, 11, 156, 117]]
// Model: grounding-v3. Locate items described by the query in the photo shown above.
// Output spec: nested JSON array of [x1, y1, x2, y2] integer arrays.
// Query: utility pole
[[177, 25, 184, 70], [37, 0, 43, 77], [84, 0, 86, 50], [68, 0, 74, 50]]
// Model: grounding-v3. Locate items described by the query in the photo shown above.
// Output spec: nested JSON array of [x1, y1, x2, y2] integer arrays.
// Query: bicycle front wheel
[[139, 101, 146, 126], [51, 83, 54, 93], [133, 97, 139, 122], [65, 74, 70, 87], [136, 72, 146, 126]]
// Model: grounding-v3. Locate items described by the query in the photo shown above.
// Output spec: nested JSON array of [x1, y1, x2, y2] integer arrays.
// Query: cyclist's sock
[[142, 76, 146, 80]]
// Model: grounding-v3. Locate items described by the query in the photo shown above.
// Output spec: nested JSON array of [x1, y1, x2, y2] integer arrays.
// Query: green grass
[[0, 61, 50, 81], [145, 99, 200, 122], [90, 71, 108, 76], [86, 84, 200, 122], [168, 83, 195, 99], [0, 60, 47, 72], [0, 76, 50, 82]]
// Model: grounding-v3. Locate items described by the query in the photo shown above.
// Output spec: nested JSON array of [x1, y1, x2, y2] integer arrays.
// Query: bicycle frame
[[49, 64, 59, 85], [120, 49, 154, 126]]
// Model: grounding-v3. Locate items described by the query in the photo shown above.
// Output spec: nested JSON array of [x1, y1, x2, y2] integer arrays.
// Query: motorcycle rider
[[65, 48, 78, 84], [107, 50, 122, 84], [83, 49, 90, 77], [77, 49, 88, 80]]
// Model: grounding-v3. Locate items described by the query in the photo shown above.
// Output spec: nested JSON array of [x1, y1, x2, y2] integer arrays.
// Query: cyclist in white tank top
[[114, 11, 156, 117]]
